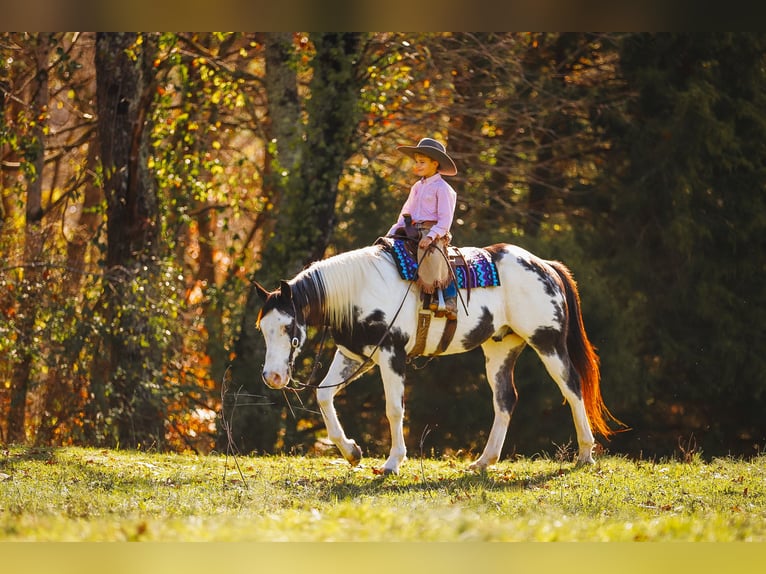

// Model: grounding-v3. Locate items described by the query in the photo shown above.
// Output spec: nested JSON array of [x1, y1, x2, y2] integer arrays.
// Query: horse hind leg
[[530, 333, 596, 465], [470, 335, 526, 470]]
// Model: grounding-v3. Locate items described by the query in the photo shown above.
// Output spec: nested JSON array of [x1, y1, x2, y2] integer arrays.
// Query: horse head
[[254, 279, 307, 390]]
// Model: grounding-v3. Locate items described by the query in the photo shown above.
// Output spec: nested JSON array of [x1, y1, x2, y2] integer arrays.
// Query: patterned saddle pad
[[387, 238, 501, 289]]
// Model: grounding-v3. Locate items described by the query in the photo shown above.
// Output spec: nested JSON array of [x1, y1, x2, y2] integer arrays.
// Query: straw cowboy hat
[[397, 137, 457, 176]]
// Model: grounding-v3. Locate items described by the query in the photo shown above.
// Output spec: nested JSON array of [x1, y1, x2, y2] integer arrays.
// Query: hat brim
[[397, 145, 457, 176]]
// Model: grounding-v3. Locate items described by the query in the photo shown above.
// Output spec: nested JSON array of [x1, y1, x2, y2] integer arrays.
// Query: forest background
[[1, 32, 764, 461]]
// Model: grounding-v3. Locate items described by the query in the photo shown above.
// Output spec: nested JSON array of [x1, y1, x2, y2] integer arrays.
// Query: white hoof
[[380, 454, 405, 476]]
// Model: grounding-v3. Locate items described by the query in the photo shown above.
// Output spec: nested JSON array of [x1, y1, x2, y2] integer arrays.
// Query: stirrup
[[444, 298, 457, 321]]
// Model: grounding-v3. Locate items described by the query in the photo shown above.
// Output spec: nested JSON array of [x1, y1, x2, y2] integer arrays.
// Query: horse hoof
[[576, 457, 595, 466], [347, 442, 363, 466], [372, 466, 399, 476]]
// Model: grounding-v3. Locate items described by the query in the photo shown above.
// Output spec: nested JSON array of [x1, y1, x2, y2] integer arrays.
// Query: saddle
[[378, 236, 501, 291], [376, 234, 501, 358]]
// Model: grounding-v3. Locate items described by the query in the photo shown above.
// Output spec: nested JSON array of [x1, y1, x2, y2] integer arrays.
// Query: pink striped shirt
[[387, 173, 457, 240]]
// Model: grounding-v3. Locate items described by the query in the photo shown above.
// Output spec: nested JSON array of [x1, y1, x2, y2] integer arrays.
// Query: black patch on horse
[[518, 256, 558, 298], [289, 272, 328, 326], [258, 288, 294, 324], [529, 326, 582, 398], [529, 299, 566, 354], [332, 306, 409, 377], [566, 363, 582, 398], [461, 307, 496, 351], [495, 346, 523, 413], [529, 326, 563, 356], [552, 300, 565, 327]]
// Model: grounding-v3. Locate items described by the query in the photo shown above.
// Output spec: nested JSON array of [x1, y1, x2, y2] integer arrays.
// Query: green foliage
[[597, 33, 766, 455], [90, 258, 187, 449]]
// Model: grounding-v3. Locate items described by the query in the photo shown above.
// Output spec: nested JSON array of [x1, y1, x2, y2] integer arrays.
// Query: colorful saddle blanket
[[388, 239, 501, 289]]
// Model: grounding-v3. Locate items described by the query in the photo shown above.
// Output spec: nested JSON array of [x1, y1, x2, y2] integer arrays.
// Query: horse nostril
[[262, 370, 283, 389]]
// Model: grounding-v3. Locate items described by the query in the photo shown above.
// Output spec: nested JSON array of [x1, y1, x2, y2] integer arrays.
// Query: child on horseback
[[387, 137, 459, 320]]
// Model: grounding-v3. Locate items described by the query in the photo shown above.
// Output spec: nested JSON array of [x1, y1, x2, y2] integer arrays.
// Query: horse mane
[[290, 246, 385, 331]]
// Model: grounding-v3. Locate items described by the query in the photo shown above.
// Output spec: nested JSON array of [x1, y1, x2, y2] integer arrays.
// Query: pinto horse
[[254, 241, 620, 475]]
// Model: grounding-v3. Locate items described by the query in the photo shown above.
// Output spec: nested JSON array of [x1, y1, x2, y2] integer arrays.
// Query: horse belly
[[417, 290, 505, 355]]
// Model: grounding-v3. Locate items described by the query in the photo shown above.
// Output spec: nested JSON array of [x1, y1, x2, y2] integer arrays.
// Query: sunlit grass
[[1, 446, 765, 541]]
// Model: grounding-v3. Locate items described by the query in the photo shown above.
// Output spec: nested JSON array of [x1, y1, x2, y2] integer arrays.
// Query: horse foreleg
[[378, 350, 408, 475], [471, 335, 526, 470], [316, 349, 373, 466]]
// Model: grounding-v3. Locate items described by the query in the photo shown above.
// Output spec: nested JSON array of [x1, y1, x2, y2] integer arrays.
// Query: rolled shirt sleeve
[[427, 177, 457, 240]]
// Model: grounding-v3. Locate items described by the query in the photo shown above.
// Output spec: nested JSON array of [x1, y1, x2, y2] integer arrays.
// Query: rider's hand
[[419, 236, 434, 250]]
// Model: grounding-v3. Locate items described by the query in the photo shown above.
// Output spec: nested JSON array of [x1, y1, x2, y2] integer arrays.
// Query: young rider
[[387, 137, 459, 319]]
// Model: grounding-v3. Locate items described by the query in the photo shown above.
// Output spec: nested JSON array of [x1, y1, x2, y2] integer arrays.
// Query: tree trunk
[[222, 32, 303, 455], [93, 32, 162, 448], [7, 33, 51, 444], [226, 33, 363, 454]]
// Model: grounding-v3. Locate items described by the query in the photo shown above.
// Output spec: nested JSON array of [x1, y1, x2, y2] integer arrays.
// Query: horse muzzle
[[262, 369, 289, 390]]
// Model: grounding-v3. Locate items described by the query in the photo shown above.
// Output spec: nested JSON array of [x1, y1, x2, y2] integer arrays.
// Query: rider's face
[[412, 153, 439, 178]]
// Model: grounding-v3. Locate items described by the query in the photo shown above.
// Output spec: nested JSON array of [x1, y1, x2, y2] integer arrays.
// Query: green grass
[[1, 446, 765, 541]]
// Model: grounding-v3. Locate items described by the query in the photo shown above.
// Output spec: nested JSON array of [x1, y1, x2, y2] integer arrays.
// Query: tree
[[91, 32, 170, 448], [5, 33, 52, 443], [227, 33, 365, 454], [595, 33, 766, 455]]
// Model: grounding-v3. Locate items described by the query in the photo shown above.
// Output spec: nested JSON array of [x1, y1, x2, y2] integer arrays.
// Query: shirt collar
[[420, 173, 443, 184]]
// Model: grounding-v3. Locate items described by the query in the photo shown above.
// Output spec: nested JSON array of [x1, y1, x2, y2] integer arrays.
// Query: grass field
[[2, 446, 765, 543]]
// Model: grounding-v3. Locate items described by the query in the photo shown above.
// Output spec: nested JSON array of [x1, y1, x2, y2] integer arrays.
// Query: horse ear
[[279, 280, 292, 302], [253, 280, 271, 302]]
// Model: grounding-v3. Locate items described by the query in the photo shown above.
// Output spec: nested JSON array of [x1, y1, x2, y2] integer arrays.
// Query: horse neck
[[292, 249, 374, 331]]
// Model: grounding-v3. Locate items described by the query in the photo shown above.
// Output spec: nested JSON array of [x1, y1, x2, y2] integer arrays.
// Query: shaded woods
[[1, 33, 765, 459]]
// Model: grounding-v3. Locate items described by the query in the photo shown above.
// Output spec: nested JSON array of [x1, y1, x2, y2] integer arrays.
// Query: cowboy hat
[[397, 137, 457, 176]]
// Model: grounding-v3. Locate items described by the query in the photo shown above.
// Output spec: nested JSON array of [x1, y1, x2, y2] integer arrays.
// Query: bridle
[[285, 296, 308, 383]]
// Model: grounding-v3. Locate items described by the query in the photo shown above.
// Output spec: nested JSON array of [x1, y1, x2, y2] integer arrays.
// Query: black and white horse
[[254, 242, 619, 474]]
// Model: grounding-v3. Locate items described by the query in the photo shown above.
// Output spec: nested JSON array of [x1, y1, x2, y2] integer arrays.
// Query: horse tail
[[549, 261, 624, 439]]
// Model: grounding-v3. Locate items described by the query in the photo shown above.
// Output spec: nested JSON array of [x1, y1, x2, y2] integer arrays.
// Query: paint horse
[[254, 241, 619, 475]]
